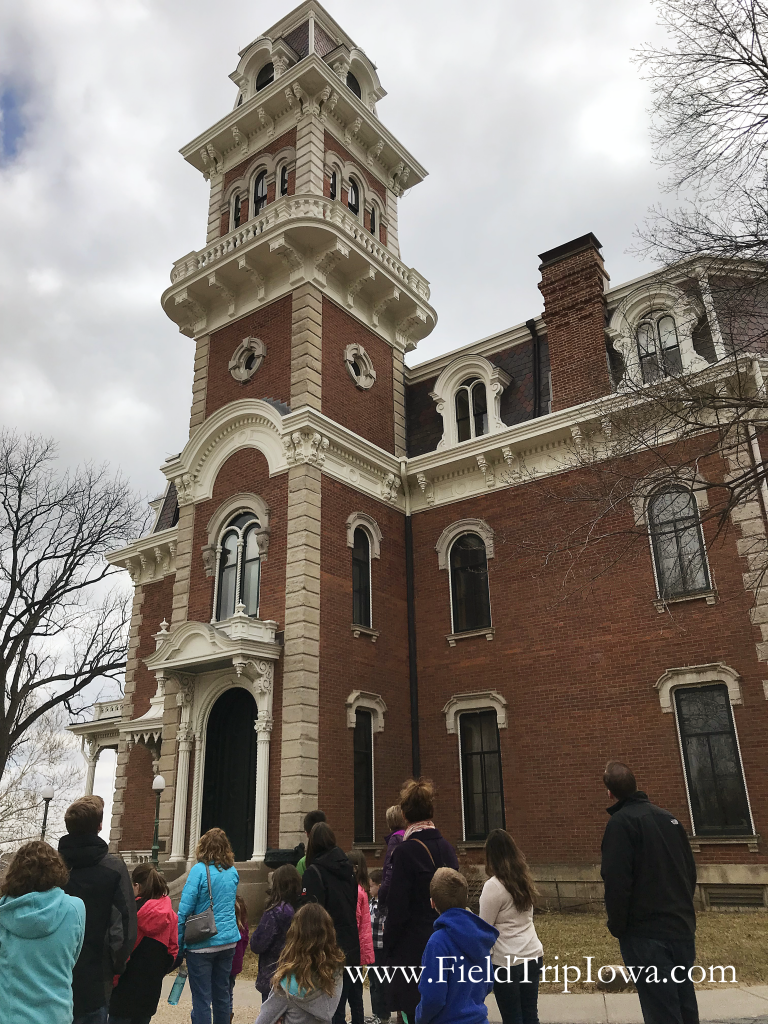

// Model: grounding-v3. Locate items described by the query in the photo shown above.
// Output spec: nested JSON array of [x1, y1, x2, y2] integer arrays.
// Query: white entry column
[[252, 715, 273, 861]]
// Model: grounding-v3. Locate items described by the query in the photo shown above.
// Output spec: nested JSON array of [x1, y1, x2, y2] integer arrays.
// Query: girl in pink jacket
[[348, 850, 374, 966]]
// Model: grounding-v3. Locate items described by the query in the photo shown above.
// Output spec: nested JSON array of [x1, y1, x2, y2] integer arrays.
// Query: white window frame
[[429, 355, 511, 450]]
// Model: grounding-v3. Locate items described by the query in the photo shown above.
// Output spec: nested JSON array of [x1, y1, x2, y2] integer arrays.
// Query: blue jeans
[[74, 1009, 108, 1024], [493, 956, 542, 1024], [619, 936, 699, 1024], [186, 948, 236, 1024]]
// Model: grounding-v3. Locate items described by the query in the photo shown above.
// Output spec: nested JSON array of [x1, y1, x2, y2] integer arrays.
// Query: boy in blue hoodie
[[415, 868, 499, 1024]]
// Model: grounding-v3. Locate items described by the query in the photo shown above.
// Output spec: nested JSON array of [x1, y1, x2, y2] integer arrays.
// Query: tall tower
[[105, 1, 435, 885]]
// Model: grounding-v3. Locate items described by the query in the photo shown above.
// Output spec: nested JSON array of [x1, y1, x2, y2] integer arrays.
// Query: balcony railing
[[170, 195, 431, 301]]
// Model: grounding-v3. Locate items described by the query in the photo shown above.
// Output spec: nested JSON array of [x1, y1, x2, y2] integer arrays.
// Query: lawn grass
[[533, 910, 768, 991]]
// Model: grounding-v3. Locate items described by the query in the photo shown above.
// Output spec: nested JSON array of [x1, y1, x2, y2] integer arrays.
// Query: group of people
[[0, 762, 700, 1024]]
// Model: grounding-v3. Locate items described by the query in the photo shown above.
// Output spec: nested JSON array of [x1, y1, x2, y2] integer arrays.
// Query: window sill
[[689, 834, 760, 853], [653, 589, 718, 613], [446, 626, 495, 647], [352, 842, 384, 857], [457, 840, 488, 850], [351, 625, 380, 642]]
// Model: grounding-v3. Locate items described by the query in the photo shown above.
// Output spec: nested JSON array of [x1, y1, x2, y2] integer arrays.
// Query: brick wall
[[321, 297, 395, 452], [324, 131, 387, 203], [223, 129, 298, 192], [132, 575, 175, 716], [205, 295, 292, 418], [120, 742, 156, 850], [318, 477, 411, 854]]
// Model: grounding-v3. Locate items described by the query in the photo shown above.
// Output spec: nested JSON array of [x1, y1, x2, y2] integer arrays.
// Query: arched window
[[449, 533, 491, 633], [329, 171, 337, 201], [232, 194, 242, 229], [348, 178, 360, 216], [347, 72, 362, 98], [455, 377, 488, 442], [256, 62, 274, 92], [353, 709, 374, 842], [352, 527, 372, 628], [460, 710, 505, 840], [253, 171, 268, 215], [637, 313, 682, 383], [369, 205, 376, 236], [649, 489, 709, 599], [215, 512, 262, 620], [280, 165, 289, 197]]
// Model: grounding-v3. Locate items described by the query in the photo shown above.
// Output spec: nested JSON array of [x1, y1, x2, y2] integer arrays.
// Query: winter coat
[[383, 828, 458, 1014], [377, 829, 404, 908], [479, 876, 543, 966], [356, 885, 374, 965], [255, 973, 343, 1024], [416, 908, 498, 1024], [250, 901, 296, 995], [58, 832, 137, 1016], [299, 846, 360, 966], [109, 895, 179, 1019], [0, 886, 85, 1024], [178, 861, 240, 951], [231, 923, 249, 976], [601, 791, 697, 939]]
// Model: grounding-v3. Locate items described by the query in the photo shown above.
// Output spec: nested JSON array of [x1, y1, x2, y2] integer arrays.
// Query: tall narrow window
[[329, 171, 337, 201], [649, 489, 709, 598], [353, 709, 374, 842], [455, 377, 488, 442], [280, 165, 289, 197], [460, 711, 505, 840], [450, 533, 491, 633], [348, 179, 360, 215], [256, 62, 274, 92], [253, 172, 268, 215], [215, 512, 261, 620], [369, 205, 376, 236], [352, 527, 371, 627], [637, 314, 682, 383], [676, 685, 751, 835], [347, 72, 362, 98], [232, 194, 242, 229]]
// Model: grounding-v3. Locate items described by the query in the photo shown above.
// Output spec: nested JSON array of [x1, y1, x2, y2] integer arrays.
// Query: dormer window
[[347, 72, 362, 99], [280, 166, 289, 197], [348, 179, 360, 216], [254, 171, 268, 215], [636, 314, 683, 383], [455, 378, 488, 442], [232, 195, 242, 229], [369, 206, 376, 236], [256, 62, 274, 92], [329, 172, 337, 201]]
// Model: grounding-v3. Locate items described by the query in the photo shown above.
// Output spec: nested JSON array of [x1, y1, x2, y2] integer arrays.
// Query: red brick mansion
[[72, 1, 768, 910]]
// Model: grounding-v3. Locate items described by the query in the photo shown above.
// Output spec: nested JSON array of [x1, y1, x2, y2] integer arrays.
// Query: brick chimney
[[538, 233, 611, 411]]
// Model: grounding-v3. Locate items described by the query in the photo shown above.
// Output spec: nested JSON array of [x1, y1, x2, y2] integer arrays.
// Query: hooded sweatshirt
[[300, 847, 359, 965], [0, 887, 85, 1024], [58, 832, 137, 1016], [416, 908, 499, 1024], [109, 895, 179, 1019], [254, 972, 343, 1024]]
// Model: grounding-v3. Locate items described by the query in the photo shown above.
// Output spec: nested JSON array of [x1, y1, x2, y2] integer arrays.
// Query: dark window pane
[[330, 172, 337, 201], [348, 180, 360, 215], [233, 195, 241, 228], [354, 709, 373, 842], [254, 172, 268, 215], [649, 489, 709, 597], [347, 72, 362, 98], [460, 711, 505, 841], [217, 532, 239, 620], [241, 527, 260, 617], [450, 533, 491, 633], [455, 388, 471, 442], [472, 381, 488, 437], [637, 322, 659, 383], [676, 685, 751, 835], [280, 165, 289, 197], [256, 62, 274, 92], [352, 527, 371, 627], [658, 316, 682, 375]]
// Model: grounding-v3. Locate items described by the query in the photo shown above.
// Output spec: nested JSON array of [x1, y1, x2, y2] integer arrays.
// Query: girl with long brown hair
[[251, 864, 301, 1000], [479, 829, 544, 1024], [254, 904, 345, 1024]]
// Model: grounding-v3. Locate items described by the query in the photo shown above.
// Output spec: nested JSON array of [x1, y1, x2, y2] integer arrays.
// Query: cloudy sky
[[0, 0, 670, 822]]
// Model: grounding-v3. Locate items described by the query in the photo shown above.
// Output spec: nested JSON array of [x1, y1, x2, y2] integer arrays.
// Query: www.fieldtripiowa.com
[[345, 959, 738, 995]]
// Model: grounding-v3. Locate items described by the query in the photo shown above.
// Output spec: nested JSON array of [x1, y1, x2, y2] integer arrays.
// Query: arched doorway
[[200, 687, 257, 861]]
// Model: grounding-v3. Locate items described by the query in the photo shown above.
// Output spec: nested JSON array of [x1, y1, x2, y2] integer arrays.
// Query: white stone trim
[[344, 342, 377, 390], [429, 355, 511, 450], [203, 492, 271, 579], [106, 526, 178, 586], [629, 468, 710, 526], [345, 689, 387, 732], [654, 662, 744, 713], [346, 513, 382, 559], [229, 337, 265, 382], [442, 690, 508, 735], [435, 518, 495, 570]]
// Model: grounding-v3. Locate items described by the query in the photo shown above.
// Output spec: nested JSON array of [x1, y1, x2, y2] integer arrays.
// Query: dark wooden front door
[[200, 687, 257, 861]]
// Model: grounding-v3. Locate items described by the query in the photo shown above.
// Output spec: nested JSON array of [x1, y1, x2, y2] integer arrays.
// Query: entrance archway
[[200, 687, 257, 861]]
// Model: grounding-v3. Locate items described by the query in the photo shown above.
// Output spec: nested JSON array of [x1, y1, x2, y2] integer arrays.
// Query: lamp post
[[151, 775, 166, 868], [40, 785, 54, 842]]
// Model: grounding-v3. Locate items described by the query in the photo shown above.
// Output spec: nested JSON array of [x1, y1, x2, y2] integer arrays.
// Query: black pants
[[370, 947, 389, 1020], [493, 956, 542, 1024], [332, 970, 364, 1024], [619, 935, 699, 1024]]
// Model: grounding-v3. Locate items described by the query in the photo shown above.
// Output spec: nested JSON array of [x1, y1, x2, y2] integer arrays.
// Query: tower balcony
[[161, 194, 436, 351]]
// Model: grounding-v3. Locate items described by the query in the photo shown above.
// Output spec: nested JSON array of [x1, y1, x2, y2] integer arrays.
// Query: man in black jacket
[[601, 761, 699, 1024], [58, 795, 137, 1024]]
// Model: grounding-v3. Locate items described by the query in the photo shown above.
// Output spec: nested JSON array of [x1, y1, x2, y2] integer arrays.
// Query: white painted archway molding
[[429, 354, 512, 450], [163, 399, 288, 505], [435, 518, 495, 570], [654, 662, 743, 713]]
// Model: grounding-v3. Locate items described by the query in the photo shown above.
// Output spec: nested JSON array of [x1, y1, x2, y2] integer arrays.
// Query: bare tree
[[0, 432, 147, 784]]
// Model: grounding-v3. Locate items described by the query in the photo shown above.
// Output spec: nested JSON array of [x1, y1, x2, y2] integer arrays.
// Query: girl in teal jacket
[[0, 841, 85, 1024]]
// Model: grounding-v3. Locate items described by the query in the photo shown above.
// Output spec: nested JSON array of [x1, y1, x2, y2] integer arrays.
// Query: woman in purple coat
[[250, 864, 301, 1000], [382, 779, 459, 1022], [377, 804, 405, 909]]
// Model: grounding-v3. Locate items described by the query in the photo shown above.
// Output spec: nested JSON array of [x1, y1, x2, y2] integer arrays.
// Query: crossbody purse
[[183, 863, 218, 945]]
